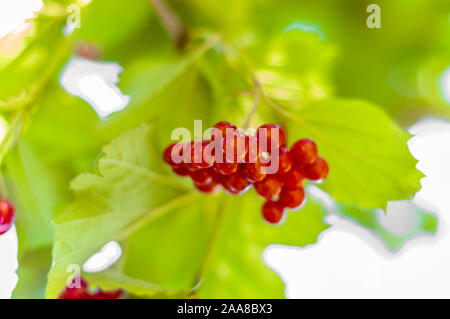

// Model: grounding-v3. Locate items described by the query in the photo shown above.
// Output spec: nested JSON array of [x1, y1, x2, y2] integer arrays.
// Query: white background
[[1, 0, 450, 299]]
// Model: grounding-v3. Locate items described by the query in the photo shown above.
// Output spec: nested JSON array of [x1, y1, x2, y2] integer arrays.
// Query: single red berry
[[254, 175, 283, 200], [0, 199, 15, 236], [226, 170, 251, 194], [256, 124, 286, 152], [218, 174, 238, 194], [223, 132, 247, 163], [180, 142, 200, 172], [213, 161, 238, 175], [195, 141, 215, 168], [163, 143, 176, 165], [261, 147, 292, 175], [172, 165, 190, 177], [279, 187, 305, 209], [290, 139, 318, 166], [262, 201, 285, 224], [276, 147, 293, 174], [163, 142, 184, 167], [190, 168, 213, 186], [194, 179, 218, 193], [305, 157, 329, 181], [281, 165, 306, 189], [245, 135, 259, 163], [184, 141, 214, 169], [59, 277, 89, 299], [241, 161, 266, 183], [211, 121, 237, 140]]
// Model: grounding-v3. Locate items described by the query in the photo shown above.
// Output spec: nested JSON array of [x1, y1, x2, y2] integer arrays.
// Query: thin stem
[[0, 24, 69, 164], [149, 0, 189, 50]]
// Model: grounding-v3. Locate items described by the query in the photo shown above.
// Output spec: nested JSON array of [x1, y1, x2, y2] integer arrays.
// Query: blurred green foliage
[[0, 0, 447, 298]]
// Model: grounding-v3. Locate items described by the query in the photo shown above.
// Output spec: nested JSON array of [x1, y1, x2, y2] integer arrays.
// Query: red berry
[[0, 199, 15, 236], [183, 141, 214, 169], [190, 168, 213, 186], [211, 121, 237, 140], [163, 142, 184, 167], [276, 147, 293, 174], [218, 174, 237, 194], [262, 147, 292, 174], [254, 175, 283, 200], [227, 171, 251, 194], [223, 133, 247, 163], [185, 163, 201, 172], [163, 143, 176, 165], [290, 139, 318, 166], [279, 187, 305, 209], [59, 277, 89, 299], [245, 135, 259, 163], [305, 157, 329, 181], [262, 201, 285, 224], [257, 124, 286, 152], [241, 161, 266, 183], [281, 165, 306, 189], [213, 161, 238, 175], [219, 171, 250, 194], [194, 180, 218, 193], [172, 165, 190, 177], [194, 141, 215, 168]]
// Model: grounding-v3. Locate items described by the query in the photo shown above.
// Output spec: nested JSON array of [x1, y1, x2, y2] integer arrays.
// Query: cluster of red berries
[[163, 122, 329, 224], [0, 198, 15, 236], [59, 277, 122, 299]]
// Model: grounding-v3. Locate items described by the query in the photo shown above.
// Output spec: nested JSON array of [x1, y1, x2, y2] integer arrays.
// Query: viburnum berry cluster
[[59, 277, 122, 299], [0, 198, 15, 236], [163, 121, 329, 224]]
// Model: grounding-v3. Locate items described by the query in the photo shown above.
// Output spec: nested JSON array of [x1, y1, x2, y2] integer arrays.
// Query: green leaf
[[265, 98, 423, 208], [46, 124, 194, 298], [338, 202, 437, 252], [3, 142, 68, 298], [3, 141, 67, 253], [0, 17, 70, 105], [46, 124, 329, 298], [12, 248, 52, 299], [76, 0, 152, 51], [196, 192, 328, 298]]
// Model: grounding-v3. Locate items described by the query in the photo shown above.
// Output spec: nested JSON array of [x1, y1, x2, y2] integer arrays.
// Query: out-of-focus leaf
[[76, 0, 152, 51], [12, 247, 52, 299], [3, 141, 67, 254], [196, 192, 328, 298], [0, 18, 70, 105], [248, 30, 336, 105], [3, 142, 67, 298]]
